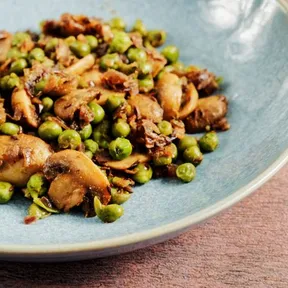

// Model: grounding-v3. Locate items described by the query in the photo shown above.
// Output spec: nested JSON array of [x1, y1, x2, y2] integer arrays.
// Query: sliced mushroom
[[103, 153, 151, 170], [186, 68, 219, 96], [0, 99, 6, 125], [0, 134, 53, 187], [11, 88, 39, 128], [156, 73, 182, 119], [90, 87, 125, 106], [55, 39, 72, 67], [146, 49, 167, 77], [44, 150, 111, 211], [54, 88, 100, 123], [102, 69, 139, 96], [128, 94, 163, 123], [157, 73, 199, 120], [0, 31, 12, 63], [64, 54, 95, 75], [24, 65, 77, 97], [41, 72, 78, 97], [184, 95, 230, 133], [81, 69, 102, 86]]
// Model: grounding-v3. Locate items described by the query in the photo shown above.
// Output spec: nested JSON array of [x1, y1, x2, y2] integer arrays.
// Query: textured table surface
[[1, 164, 288, 288]]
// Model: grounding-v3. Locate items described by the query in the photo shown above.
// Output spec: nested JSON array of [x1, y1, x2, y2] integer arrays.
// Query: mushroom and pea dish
[[0, 14, 230, 224]]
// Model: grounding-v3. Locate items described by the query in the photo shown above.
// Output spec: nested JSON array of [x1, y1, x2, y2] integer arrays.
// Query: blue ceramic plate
[[1, 0, 288, 262]]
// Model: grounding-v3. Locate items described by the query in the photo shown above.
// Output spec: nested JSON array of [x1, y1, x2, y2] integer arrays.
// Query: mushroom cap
[[44, 150, 111, 211], [0, 134, 53, 186]]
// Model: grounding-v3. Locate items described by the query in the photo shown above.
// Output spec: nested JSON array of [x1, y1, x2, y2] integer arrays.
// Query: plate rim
[[1, 148, 288, 256], [1, 0, 288, 258]]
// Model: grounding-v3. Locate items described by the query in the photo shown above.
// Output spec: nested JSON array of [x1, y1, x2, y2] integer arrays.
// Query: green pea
[[99, 53, 121, 70], [0, 73, 20, 90], [70, 41, 91, 58], [64, 36, 76, 45], [84, 139, 99, 154], [85, 35, 98, 50], [6, 48, 28, 59], [0, 182, 14, 204], [93, 120, 111, 148], [109, 137, 132, 160], [138, 76, 154, 93], [10, 58, 28, 75], [173, 62, 185, 72], [132, 163, 153, 184], [199, 131, 219, 152], [183, 145, 203, 166], [94, 196, 124, 223], [88, 102, 105, 124], [171, 143, 178, 161], [58, 130, 82, 150], [138, 62, 153, 76], [12, 32, 30, 47], [41, 97, 53, 112], [153, 155, 172, 166], [178, 135, 197, 152], [147, 30, 167, 47], [0, 122, 20, 136], [127, 48, 147, 63], [112, 120, 130, 138], [28, 47, 45, 63], [110, 188, 131, 205], [158, 120, 172, 136], [27, 203, 50, 220], [109, 31, 132, 54], [118, 62, 138, 75], [38, 121, 62, 141], [41, 112, 54, 121], [45, 38, 59, 52], [109, 17, 126, 30], [79, 124, 92, 140], [106, 95, 125, 112], [161, 45, 179, 63], [35, 79, 48, 93], [84, 150, 93, 159], [132, 19, 147, 36], [176, 163, 196, 183], [27, 173, 49, 199]]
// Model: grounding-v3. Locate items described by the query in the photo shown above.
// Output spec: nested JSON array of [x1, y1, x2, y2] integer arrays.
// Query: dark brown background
[[1, 165, 288, 288]]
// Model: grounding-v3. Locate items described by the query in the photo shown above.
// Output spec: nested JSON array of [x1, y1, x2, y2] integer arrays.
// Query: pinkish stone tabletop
[[1, 165, 288, 288]]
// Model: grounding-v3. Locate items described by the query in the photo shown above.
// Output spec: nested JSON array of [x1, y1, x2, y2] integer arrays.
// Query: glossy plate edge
[[1, 0, 288, 261]]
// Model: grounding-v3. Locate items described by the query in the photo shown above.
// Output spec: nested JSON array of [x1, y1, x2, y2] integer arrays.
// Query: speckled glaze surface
[[1, 0, 288, 262]]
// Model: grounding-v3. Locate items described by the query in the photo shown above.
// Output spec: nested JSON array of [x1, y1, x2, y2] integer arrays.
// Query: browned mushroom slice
[[103, 153, 151, 170], [0, 134, 53, 187], [157, 73, 199, 121], [156, 73, 182, 120], [44, 150, 111, 211], [24, 64, 78, 97], [146, 49, 167, 77], [0, 99, 6, 125], [11, 88, 39, 128], [186, 68, 219, 96], [54, 88, 100, 123], [178, 83, 199, 120], [42, 13, 104, 37], [81, 69, 103, 86], [184, 95, 230, 133], [102, 69, 139, 96], [55, 39, 72, 67], [64, 54, 95, 75], [128, 94, 163, 123], [0, 31, 12, 63]]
